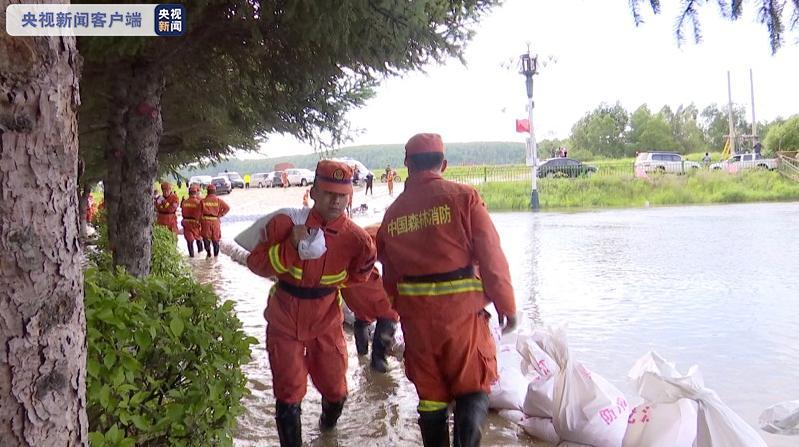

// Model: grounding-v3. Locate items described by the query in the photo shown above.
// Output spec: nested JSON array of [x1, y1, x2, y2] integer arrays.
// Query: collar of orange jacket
[[305, 208, 347, 231]]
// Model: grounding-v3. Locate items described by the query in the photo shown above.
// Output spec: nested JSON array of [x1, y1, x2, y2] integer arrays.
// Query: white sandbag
[[623, 351, 697, 447], [626, 351, 765, 447], [517, 334, 561, 418], [499, 409, 560, 444], [489, 344, 531, 411], [759, 400, 799, 435], [233, 208, 326, 259], [558, 442, 592, 447], [534, 326, 629, 447]]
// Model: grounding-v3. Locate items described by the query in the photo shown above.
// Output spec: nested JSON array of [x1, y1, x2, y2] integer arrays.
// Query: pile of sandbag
[[495, 326, 767, 447]]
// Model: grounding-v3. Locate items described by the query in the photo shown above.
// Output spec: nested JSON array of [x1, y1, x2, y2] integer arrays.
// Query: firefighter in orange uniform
[[377, 133, 517, 447], [155, 182, 179, 234], [340, 223, 399, 372], [246, 161, 376, 447], [180, 185, 205, 257], [386, 165, 395, 196], [200, 183, 230, 258]]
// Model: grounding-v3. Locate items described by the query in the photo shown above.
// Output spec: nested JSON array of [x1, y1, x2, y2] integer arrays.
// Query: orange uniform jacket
[[155, 192, 180, 234], [180, 196, 203, 241], [247, 211, 376, 340], [340, 224, 399, 323], [377, 171, 515, 320], [200, 194, 230, 241]]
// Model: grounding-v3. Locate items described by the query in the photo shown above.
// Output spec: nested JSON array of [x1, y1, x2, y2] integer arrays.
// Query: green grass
[[476, 170, 799, 210]]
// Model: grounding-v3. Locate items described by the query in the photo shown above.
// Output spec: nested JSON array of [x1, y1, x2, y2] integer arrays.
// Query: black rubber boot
[[196, 239, 204, 253], [187, 240, 195, 257], [370, 318, 396, 373], [418, 408, 450, 447], [453, 392, 489, 447], [275, 401, 302, 447], [212, 240, 220, 257], [204, 240, 212, 258], [353, 319, 370, 356], [319, 397, 345, 431]]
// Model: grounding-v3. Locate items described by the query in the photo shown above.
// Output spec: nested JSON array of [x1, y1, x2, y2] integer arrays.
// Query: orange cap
[[315, 160, 353, 195], [405, 133, 444, 156], [206, 183, 216, 193], [160, 182, 172, 192]]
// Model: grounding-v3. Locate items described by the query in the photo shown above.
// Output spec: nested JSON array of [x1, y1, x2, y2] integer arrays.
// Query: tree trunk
[[103, 62, 165, 277], [0, 17, 88, 447]]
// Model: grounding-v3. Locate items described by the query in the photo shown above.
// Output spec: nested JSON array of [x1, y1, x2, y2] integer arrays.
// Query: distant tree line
[[181, 103, 799, 177]]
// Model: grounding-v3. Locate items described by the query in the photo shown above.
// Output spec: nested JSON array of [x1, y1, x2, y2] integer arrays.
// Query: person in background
[[703, 152, 712, 167], [244, 173, 251, 189], [377, 133, 517, 447], [180, 185, 205, 257], [386, 165, 395, 197], [155, 182, 179, 234], [302, 188, 311, 208], [246, 160, 376, 447], [365, 171, 374, 196], [281, 171, 290, 188], [753, 138, 763, 159], [200, 183, 230, 258]]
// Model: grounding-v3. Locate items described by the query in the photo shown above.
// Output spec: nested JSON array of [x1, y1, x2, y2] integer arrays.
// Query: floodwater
[[186, 187, 799, 446]]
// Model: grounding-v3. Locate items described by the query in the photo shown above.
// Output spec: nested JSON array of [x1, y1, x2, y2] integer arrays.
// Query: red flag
[[515, 119, 530, 133]]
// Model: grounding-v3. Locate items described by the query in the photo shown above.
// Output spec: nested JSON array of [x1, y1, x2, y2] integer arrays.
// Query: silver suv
[[634, 152, 700, 176]]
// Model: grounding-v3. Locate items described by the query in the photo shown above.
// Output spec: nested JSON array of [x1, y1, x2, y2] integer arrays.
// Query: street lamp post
[[520, 50, 540, 210]]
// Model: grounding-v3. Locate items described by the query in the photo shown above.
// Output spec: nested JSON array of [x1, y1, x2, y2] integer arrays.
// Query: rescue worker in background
[[377, 133, 517, 447], [302, 188, 311, 208], [365, 171, 374, 196], [340, 223, 399, 373], [200, 183, 230, 258], [246, 161, 376, 447], [244, 173, 251, 189], [385, 165, 395, 196], [155, 182, 180, 234], [281, 170, 290, 188], [180, 185, 205, 257]]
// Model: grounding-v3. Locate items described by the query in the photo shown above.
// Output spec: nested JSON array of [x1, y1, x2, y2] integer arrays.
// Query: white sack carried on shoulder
[[759, 400, 799, 435], [626, 351, 766, 447], [233, 207, 326, 259], [534, 326, 629, 447]]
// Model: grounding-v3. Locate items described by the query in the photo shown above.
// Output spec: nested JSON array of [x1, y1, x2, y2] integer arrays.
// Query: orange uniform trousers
[[181, 219, 202, 242], [265, 286, 348, 404], [340, 270, 399, 323], [156, 213, 178, 234], [401, 310, 496, 406], [201, 217, 222, 241]]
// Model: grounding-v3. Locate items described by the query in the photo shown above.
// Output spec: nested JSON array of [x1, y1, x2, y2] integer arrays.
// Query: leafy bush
[[85, 224, 256, 446]]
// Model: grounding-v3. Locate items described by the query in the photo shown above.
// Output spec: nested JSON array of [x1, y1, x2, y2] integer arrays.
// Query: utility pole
[[749, 68, 757, 139], [520, 49, 540, 210]]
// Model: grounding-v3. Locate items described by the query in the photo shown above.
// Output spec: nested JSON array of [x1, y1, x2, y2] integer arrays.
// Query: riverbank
[[476, 170, 799, 210]]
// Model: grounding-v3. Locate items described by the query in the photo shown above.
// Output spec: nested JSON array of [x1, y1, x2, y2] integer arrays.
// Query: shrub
[[85, 224, 256, 446]]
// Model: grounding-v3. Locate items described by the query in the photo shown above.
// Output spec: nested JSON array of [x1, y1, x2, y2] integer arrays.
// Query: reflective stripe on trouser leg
[[418, 400, 449, 412]]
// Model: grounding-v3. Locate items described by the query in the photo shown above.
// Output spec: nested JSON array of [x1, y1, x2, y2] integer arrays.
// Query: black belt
[[403, 265, 475, 283], [277, 281, 336, 300], [157, 211, 174, 215]]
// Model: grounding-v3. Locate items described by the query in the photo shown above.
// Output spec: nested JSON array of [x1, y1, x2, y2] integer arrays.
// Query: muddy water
[[187, 187, 798, 446]]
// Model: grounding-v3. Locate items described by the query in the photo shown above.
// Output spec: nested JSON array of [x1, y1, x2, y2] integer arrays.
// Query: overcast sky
[[251, 0, 799, 158]]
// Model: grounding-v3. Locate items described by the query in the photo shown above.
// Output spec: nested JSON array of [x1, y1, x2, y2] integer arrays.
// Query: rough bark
[[0, 6, 88, 446], [103, 61, 165, 277]]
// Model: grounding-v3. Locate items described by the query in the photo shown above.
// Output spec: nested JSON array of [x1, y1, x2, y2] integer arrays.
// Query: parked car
[[188, 175, 213, 187], [271, 171, 285, 187], [209, 176, 232, 194], [285, 168, 315, 186], [634, 152, 700, 176], [537, 158, 598, 178], [251, 172, 274, 188], [709, 153, 779, 173], [217, 171, 245, 188]]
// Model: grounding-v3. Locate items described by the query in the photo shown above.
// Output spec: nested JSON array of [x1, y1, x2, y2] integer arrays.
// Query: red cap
[[315, 160, 353, 195], [405, 133, 444, 156], [206, 183, 216, 193]]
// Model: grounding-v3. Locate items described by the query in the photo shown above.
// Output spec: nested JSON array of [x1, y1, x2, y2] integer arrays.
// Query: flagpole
[[520, 49, 540, 210]]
